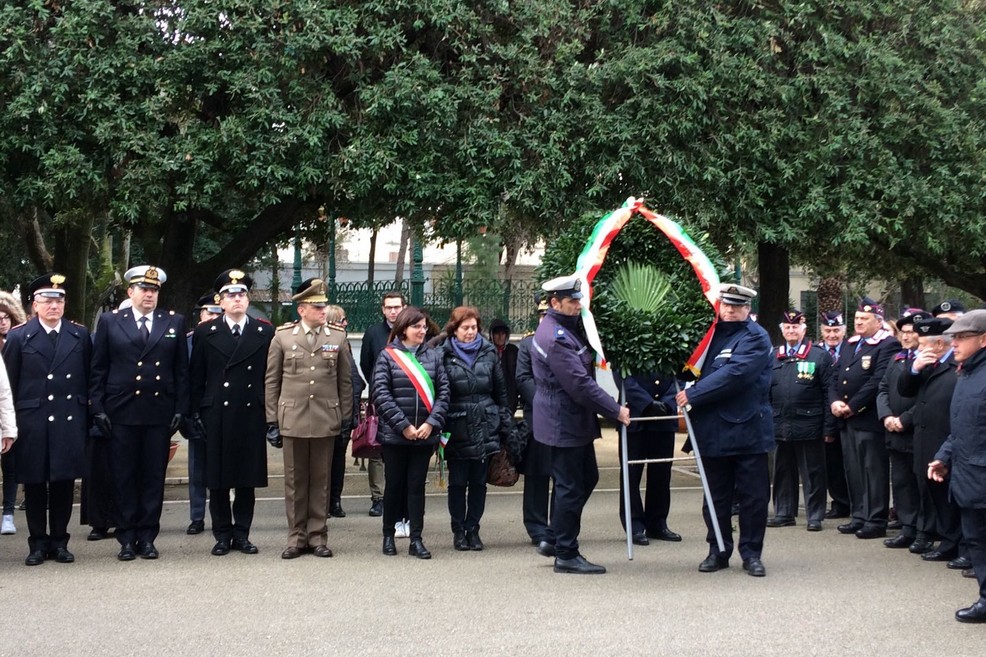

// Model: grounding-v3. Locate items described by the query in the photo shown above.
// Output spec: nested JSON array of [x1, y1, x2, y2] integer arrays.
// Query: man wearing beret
[[929, 309, 986, 622], [531, 274, 630, 574], [877, 309, 930, 550], [899, 316, 963, 564], [675, 284, 774, 576], [932, 300, 966, 321], [2, 274, 91, 565], [190, 270, 273, 556], [90, 266, 189, 561], [767, 309, 834, 532], [819, 310, 851, 520]]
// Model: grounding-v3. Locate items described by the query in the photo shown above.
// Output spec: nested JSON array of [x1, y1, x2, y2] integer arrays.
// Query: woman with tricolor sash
[[371, 306, 450, 559]]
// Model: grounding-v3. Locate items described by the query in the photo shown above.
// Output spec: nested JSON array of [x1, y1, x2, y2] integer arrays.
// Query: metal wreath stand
[[618, 380, 725, 560]]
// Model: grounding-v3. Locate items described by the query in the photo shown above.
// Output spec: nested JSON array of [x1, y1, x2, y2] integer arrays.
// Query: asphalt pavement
[[0, 432, 981, 656]]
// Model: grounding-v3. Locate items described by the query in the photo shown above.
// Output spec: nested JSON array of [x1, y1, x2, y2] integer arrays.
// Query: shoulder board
[[257, 317, 273, 325], [169, 310, 175, 315], [69, 319, 84, 327], [523, 331, 535, 337], [554, 328, 566, 340], [112, 309, 119, 314], [276, 322, 297, 332], [327, 321, 346, 332]]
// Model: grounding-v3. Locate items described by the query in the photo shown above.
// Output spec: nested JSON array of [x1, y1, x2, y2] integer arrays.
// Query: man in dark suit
[[819, 310, 851, 519], [489, 319, 519, 412], [190, 270, 273, 556], [2, 274, 91, 566], [830, 297, 900, 539], [90, 265, 189, 561]]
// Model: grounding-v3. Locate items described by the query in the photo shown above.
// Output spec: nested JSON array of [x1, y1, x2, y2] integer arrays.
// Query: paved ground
[[0, 432, 982, 656]]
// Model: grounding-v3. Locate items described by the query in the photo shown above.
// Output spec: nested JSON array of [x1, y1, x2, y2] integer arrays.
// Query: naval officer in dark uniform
[[675, 284, 774, 577], [89, 265, 189, 561], [190, 269, 273, 556], [2, 274, 91, 565], [531, 275, 630, 574]]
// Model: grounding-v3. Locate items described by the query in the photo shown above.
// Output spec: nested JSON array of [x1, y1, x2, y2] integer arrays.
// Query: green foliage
[[610, 261, 673, 314]]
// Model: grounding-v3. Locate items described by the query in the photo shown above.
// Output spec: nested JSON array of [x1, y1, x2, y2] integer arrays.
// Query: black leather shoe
[[647, 527, 682, 542], [25, 550, 46, 566], [382, 536, 397, 556], [466, 531, 484, 551], [231, 538, 258, 555], [955, 600, 986, 623], [963, 569, 976, 579], [138, 542, 159, 559], [825, 508, 850, 519], [408, 539, 432, 559], [50, 547, 74, 563], [837, 521, 863, 534], [453, 531, 469, 551], [742, 558, 766, 577], [281, 546, 304, 559], [631, 532, 650, 546], [117, 544, 136, 561], [766, 517, 796, 528], [87, 527, 109, 541], [699, 554, 729, 573], [211, 540, 231, 556], [536, 541, 556, 558], [884, 534, 915, 549], [908, 539, 935, 554], [186, 520, 205, 535], [329, 503, 346, 518], [807, 521, 822, 532], [855, 526, 886, 539], [368, 500, 383, 517], [554, 555, 606, 574], [922, 548, 958, 562], [947, 556, 972, 570], [312, 545, 333, 558]]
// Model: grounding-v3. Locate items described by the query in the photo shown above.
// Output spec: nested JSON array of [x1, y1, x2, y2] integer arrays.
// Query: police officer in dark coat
[[531, 275, 630, 575], [898, 316, 962, 562], [819, 310, 851, 518], [767, 309, 834, 532], [516, 294, 554, 546], [189, 270, 273, 556], [675, 284, 774, 577], [930, 310, 986, 623], [89, 265, 189, 561], [830, 297, 900, 539], [2, 274, 91, 565], [876, 308, 929, 549]]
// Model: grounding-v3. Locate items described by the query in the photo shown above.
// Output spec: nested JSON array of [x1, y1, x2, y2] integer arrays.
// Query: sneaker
[[395, 520, 410, 539], [1, 514, 15, 535]]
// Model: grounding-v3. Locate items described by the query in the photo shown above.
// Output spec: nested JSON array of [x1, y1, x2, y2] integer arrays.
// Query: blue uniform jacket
[[935, 347, 986, 509], [686, 318, 774, 457], [531, 310, 621, 448]]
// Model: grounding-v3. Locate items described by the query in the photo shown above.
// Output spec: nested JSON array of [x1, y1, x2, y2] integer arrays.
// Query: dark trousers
[[209, 487, 255, 541], [549, 443, 599, 560], [619, 430, 673, 535], [925, 477, 962, 552], [1, 450, 17, 514], [825, 436, 851, 513], [187, 437, 207, 523], [447, 457, 487, 534], [960, 507, 986, 603], [702, 453, 769, 562], [80, 436, 120, 530], [888, 446, 920, 538], [382, 444, 432, 540], [771, 439, 827, 522], [108, 424, 171, 546], [523, 474, 554, 543], [841, 426, 889, 529], [329, 433, 350, 507], [24, 479, 75, 553]]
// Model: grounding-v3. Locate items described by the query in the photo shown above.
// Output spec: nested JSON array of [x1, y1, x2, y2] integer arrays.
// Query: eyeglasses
[[951, 332, 984, 340], [0, 314, 10, 322]]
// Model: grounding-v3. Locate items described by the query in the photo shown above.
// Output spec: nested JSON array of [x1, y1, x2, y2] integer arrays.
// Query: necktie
[[788, 347, 795, 358], [48, 329, 58, 344], [232, 324, 240, 339], [307, 327, 317, 348], [138, 316, 150, 343]]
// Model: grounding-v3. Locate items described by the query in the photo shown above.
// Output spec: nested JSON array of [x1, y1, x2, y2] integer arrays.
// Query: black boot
[[453, 531, 469, 551], [382, 536, 397, 556], [409, 538, 432, 559], [466, 530, 484, 551]]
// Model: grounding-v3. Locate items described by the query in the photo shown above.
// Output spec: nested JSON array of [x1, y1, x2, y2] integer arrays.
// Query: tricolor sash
[[385, 347, 435, 412]]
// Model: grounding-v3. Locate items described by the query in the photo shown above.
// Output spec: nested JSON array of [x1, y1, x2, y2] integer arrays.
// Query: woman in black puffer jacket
[[438, 306, 509, 551], [372, 306, 449, 559]]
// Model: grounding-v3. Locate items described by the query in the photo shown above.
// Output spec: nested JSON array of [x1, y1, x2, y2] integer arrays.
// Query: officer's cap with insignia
[[29, 273, 67, 300], [897, 308, 930, 329], [857, 296, 884, 318], [194, 294, 223, 315], [293, 278, 328, 307], [214, 268, 253, 296], [125, 265, 167, 289], [932, 299, 965, 317], [780, 309, 805, 324], [913, 316, 953, 337], [541, 274, 583, 300], [821, 310, 845, 327], [719, 283, 757, 306]]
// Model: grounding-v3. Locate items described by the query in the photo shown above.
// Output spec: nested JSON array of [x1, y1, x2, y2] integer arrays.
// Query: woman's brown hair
[[443, 306, 482, 338], [389, 306, 428, 342]]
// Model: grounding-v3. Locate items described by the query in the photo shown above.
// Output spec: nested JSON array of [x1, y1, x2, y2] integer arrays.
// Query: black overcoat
[[898, 355, 958, 476]]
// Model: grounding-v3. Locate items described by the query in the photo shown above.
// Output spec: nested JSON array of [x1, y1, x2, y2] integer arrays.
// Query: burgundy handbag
[[351, 402, 381, 458]]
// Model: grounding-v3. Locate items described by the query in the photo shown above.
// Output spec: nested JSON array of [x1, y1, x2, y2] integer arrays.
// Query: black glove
[[169, 413, 182, 434], [266, 423, 282, 449], [93, 413, 113, 438], [191, 413, 207, 439], [647, 401, 672, 417]]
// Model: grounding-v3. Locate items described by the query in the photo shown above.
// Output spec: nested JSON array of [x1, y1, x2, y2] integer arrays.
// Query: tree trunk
[[816, 275, 845, 318], [899, 275, 925, 310], [367, 227, 378, 286], [394, 218, 410, 284], [51, 214, 96, 324], [756, 241, 790, 346], [502, 234, 520, 281]]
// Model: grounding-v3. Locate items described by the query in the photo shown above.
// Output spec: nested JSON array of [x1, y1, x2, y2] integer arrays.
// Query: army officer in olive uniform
[[265, 279, 354, 559]]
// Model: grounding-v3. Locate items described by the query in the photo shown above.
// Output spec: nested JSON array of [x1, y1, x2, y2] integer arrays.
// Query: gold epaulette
[[276, 321, 297, 332], [327, 321, 346, 332]]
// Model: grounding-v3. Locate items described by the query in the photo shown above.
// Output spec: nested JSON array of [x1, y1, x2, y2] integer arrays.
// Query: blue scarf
[[451, 336, 482, 367]]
